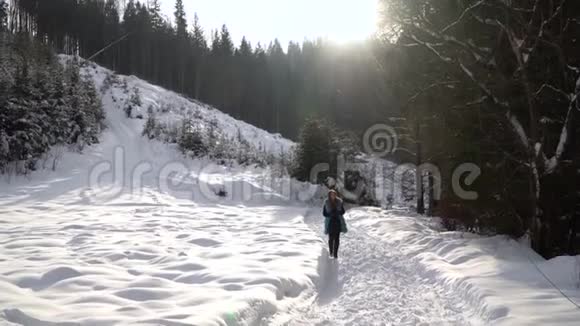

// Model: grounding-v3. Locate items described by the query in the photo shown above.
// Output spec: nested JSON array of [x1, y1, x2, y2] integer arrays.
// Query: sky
[[159, 0, 380, 48]]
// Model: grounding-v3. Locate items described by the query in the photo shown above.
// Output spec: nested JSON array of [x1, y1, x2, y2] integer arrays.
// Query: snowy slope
[[0, 59, 320, 325], [82, 57, 293, 158], [1, 58, 580, 325]]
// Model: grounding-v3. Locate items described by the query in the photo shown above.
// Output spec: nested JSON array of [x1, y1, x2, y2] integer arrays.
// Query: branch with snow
[[405, 81, 460, 107], [506, 111, 530, 150], [534, 84, 571, 101], [408, 34, 453, 63], [399, 0, 577, 178], [440, 0, 485, 33], [544, 80, 579, 174]]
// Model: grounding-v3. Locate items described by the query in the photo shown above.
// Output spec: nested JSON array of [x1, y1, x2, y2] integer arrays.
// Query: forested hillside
[[4, 0, 394, 139], [0, 31, 103, 174]]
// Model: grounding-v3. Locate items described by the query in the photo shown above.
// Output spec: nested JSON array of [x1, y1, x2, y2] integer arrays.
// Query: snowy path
[[271, 207, 479, 326]]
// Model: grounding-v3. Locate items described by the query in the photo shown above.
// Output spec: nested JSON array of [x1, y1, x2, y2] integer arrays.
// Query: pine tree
[[191, 14, 206, 49], [103, 0, 121, 69], [292, 118, 338, 183], [218, 25, 234, 57], [210, 29, 220, 54], [174, 0, 188, 93], [174, 0, 187, 38], [231, 36, 253, 119], [267, 39, 288, 133], [178, 118, 207, 157], [148, 0, 164, 30], [121, 0, 138, 75], [191, 13, 207, 99], [142, 111, 157, 139]]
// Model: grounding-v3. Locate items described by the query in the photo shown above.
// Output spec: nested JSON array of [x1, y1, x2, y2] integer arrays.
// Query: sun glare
[[167, 0, 379, 46], [317, 0, 378, 43]]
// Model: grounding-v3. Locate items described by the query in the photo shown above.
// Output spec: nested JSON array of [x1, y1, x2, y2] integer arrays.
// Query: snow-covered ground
[[0, 197, 320, 325], [1, 60, 580, 325], [266, 207, 580, 325]]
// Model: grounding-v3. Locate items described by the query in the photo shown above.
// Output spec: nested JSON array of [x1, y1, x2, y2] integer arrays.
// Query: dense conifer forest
[[3, 0, 393, 140]]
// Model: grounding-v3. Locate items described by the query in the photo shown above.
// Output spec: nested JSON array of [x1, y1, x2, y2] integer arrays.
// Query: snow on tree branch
[[506, 111, 530, 149], [545, 77, 579, 174], [408, 35, 453, 63], [405, 81, 460, 107], [534, 84, 571, 101], [440, 0, 485, 33]]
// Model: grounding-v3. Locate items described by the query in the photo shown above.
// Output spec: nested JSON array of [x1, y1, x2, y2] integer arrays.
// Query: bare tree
[[384, 0, 579, 255]]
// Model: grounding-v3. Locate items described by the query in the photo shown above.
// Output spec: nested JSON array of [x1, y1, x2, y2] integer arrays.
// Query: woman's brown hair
[[328, 189, 338, 210]]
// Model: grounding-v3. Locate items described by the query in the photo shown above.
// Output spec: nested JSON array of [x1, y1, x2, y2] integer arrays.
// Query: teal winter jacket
[[323, 198, 348, 234]]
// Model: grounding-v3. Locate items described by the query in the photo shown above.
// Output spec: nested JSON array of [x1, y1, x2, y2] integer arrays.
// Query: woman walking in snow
[[323, 190, 347, 259]]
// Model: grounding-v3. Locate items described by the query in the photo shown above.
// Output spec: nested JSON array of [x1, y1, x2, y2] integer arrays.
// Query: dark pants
[[328, 232, 340, 258]]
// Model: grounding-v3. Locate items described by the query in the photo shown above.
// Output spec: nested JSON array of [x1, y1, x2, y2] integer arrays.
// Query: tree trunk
[[571, 199, 580, 254], [416, 119, 424, 214], [427, 172, 434, 216], [530, 160, 544, 255]]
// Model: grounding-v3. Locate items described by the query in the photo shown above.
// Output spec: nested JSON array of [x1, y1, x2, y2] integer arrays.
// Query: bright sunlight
[[161, 0, 379, 45], [313, 0, 379, 43]]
